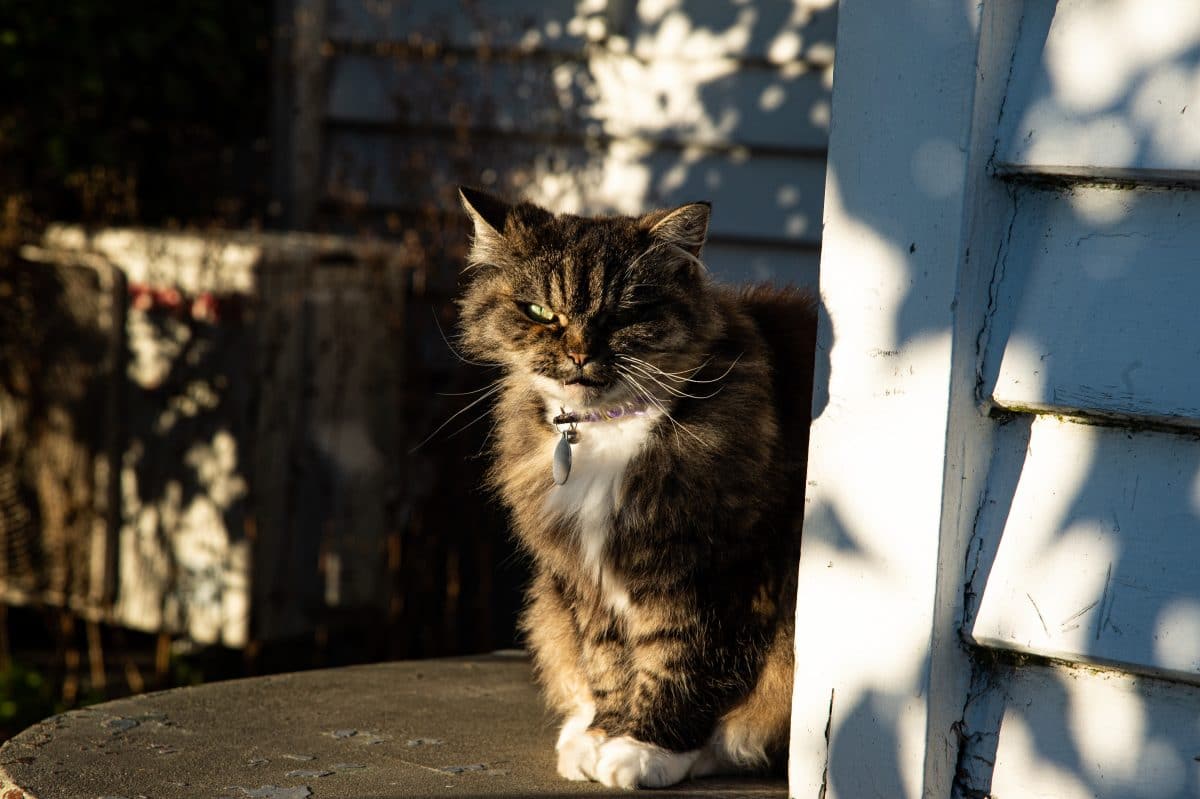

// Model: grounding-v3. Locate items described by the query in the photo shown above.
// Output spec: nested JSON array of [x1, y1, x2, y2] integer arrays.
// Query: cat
[[455, 187, 816, 789]]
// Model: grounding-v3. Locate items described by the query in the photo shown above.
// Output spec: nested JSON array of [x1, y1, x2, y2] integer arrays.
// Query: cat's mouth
[[562, 375, 607, 388], [531, 371, 628, 410]]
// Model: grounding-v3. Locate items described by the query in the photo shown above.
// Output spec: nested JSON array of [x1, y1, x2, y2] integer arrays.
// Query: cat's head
[[456, 188, 723, 410]]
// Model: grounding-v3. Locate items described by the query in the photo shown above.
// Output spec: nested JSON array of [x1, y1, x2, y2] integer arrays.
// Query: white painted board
[[985, 186, 1200, 426], [322, 130, 827, 245], [970, 414, 1200, 686], [628, 0, 836, 66], [326, 53, 832, 152], [703, 242, 819, 289], [989, 662, 1200, 799], [996, 0, 1200, 182], [327, 0, 837, 66]]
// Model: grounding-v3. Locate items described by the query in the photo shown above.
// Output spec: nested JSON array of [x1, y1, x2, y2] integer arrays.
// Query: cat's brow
[[587, 252, 608, 314], [548, 261, 561, 308]]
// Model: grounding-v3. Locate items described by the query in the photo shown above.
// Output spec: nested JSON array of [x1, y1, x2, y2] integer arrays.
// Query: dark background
[[0, 0, 524, 740]]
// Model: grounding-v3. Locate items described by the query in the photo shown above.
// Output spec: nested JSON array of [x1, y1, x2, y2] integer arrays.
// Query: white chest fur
[[542, 410, 658, 613]]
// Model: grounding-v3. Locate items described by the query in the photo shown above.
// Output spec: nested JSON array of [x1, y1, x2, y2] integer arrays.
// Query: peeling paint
[[973, 183, 1020, 407], [219, 786, 311, 799], [326, 730, 389, 745], [440, 763, 488, 774], [102, 718, 139, 733], [949, 660, 1004, 799], [330, 763, 365, 772], [818, 688, 833, 799]]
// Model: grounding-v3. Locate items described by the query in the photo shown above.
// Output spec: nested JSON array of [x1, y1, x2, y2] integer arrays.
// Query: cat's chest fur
[[541, 409, 659, 613]]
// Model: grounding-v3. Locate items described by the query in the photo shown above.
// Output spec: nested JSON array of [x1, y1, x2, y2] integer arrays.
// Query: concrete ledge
[[0, 654, 786, 798]]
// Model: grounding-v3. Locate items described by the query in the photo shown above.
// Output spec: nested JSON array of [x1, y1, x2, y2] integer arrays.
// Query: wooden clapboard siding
[[327, 0, 838, 66], [969, 415, 1200, 687], [313, 0, 835, 287], [981, 185, 1200, 426], [794, 0, 1200, 796], [995, 0, 1200, 184], [323, 130, 826, 243], [959, 2, 1200, 796], [327, 0, 595, 54], [985, 660, 1200, 799], [326, 52, 833, 152], [703, 241, 821, 287]]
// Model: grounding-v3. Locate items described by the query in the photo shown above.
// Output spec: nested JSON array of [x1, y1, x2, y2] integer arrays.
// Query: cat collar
[[550, 402, 649, 485]]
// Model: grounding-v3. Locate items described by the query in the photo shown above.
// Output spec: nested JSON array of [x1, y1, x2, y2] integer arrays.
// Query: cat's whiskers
[[617, 354, 707, 382], [618, 353, 741, 385], [432, 307, 501, 369], [616, 361, 724, 401], [477, 383, 535, 458], [615, 371, 705, 446], [617, 374, 681, 443], [437, 379, 506, 397], [409, 381, 505, 453]]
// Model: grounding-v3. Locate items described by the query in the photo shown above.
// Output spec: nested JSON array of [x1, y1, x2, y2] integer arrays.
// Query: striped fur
[[457, 189, 815, 789]]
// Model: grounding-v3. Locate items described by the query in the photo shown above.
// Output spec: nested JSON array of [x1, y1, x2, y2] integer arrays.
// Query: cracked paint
[[818, 688, 833, 799], [973, 183, 1021, 406], [326, 729, 388, 745], [219, 786, 311, 799]]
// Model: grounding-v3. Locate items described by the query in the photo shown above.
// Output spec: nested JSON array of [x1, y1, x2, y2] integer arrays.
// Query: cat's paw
[[593, 735, 699, 789], [556, 713, 603, 781]]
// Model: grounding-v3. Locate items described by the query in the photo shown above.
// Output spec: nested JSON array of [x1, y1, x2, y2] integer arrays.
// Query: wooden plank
[[703, 242, 819, 289], [327, 0, 592, 53], [285, 0, 329, 227], [996, 0, 1200, 182], [327, 0, 837, 66], [983, 186, 1200, 426], [628, 0, 837, 66], [786, 0, 985, 795], [987, 662, 1200, 799], [326, 51, 831, 152], [970, 414, 1200, 686], [322, 130, 827, 245]]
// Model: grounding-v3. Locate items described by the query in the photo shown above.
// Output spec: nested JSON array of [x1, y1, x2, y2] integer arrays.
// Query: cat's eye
[[522, 302, 558, 324]]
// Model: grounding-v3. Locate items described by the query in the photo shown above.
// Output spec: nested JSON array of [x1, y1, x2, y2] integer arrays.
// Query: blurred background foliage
[[0, 0, 272, 233]]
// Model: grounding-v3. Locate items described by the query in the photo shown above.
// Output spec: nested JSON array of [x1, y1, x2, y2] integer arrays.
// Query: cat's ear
[[458, 186, 512, 268], [644, 201, 711, 259]]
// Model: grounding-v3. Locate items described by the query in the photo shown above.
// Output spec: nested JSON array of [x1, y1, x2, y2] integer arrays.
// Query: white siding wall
[[802, 1, 1200, 797], [312, 0, 837, 287]]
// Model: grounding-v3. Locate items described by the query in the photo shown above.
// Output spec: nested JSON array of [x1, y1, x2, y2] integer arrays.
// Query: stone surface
[[0, 654, 786, 798]]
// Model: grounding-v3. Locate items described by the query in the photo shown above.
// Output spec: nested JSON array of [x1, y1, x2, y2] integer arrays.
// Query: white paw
[[593, 735, 699, 789], [556, 709, 603, 781]]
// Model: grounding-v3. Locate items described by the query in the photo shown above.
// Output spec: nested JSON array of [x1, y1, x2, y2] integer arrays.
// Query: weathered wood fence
[[0, 226, 520, 657]]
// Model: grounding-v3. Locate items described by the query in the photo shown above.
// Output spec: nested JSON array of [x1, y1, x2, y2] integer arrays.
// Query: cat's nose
[[566, 350, 589, 367]]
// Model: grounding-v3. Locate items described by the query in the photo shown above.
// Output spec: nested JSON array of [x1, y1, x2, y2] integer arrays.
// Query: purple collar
[[553, 402, 649, 426]]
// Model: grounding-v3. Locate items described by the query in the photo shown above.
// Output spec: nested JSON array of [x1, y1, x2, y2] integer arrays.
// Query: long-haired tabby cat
[[455, 187, 815, 789]]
